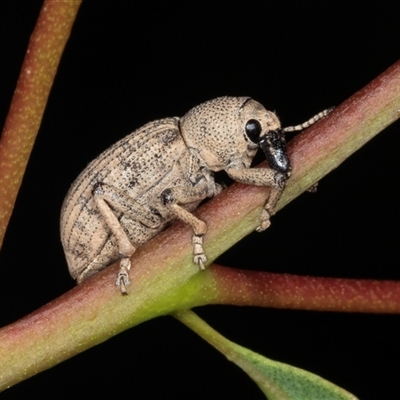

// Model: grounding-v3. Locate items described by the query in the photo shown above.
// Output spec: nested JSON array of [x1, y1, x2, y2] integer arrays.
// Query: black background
[[1, 1, 399, 399]]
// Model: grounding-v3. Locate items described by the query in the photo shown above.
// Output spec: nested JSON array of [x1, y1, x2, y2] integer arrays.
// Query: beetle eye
[[245, 119, 262, 143]]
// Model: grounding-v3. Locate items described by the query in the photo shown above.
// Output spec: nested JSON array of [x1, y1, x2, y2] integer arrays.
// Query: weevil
[[61, 96, 329, 294]]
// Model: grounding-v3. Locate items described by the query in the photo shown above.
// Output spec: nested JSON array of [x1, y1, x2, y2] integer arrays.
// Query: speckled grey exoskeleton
[[61, 96, 329, 294]]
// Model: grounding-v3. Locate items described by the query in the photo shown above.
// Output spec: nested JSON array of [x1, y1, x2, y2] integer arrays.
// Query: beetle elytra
[[60, 96, 329, 294]]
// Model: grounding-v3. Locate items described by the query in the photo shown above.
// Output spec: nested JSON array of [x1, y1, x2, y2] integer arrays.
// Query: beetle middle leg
[[161, 188, 208, 270]]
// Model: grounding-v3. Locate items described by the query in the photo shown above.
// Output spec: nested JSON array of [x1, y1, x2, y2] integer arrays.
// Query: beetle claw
[[194, 255, 207, 270], [116, 273, 130, 295]]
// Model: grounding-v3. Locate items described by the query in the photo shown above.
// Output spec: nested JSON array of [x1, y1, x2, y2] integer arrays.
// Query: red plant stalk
[[202, 265, 400, 313], [0, 0, 82, 248]]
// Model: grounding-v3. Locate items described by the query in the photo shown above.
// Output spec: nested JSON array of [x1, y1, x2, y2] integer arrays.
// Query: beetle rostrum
[[60, 96, 330, 294], [259, 130, 291, 176]]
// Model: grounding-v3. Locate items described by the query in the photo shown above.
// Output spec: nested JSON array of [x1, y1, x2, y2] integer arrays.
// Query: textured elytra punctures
[[61, 96, 328, 294]]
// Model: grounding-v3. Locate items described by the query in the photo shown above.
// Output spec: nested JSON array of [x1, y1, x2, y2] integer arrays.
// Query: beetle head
[[180, 96, 291, 176], [240, 98, 291, 176]]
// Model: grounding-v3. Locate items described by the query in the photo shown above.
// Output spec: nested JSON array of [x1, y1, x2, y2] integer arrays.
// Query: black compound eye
[[245, 119, 262, 143]]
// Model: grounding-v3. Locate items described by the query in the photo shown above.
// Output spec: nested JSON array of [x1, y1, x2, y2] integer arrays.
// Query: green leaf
[[174, 310, 358, 400]]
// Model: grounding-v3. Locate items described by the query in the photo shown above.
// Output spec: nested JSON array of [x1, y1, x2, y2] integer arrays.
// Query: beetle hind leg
[[94, 186, 137, 294], [116, 257, 131, 295]]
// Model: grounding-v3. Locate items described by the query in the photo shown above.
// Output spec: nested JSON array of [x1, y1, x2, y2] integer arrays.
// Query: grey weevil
[[60, 96, 329, 294]]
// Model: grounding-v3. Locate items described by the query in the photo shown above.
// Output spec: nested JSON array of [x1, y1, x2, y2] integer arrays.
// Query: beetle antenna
[[283, 107, 334, 132]]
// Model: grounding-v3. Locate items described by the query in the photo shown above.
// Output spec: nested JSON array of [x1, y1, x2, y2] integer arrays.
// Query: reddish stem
[[204, 264, 400, 313]]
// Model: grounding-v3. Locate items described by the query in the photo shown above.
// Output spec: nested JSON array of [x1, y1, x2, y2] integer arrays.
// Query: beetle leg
[[95, 195, 134, 294], [92, 182, 165, 293], [256, 186, 283, 231], [226, 167, 288, 231], [94, 185, 137, 294], [161, 188, 207, 270]]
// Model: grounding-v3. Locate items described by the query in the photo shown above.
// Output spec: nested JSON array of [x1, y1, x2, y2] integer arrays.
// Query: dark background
[[1, 1, 399, 399]]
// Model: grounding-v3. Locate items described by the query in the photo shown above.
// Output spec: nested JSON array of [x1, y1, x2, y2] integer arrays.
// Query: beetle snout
[[259, 130, 291, 176]]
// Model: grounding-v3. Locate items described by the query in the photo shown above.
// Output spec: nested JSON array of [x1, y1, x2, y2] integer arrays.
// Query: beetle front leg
[[226, 167, 288, 231], [161, 188, 208, 270], [257, 186, 283, 231]]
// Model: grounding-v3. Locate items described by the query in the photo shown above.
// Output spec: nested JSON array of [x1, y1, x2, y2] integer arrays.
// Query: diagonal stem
[[0, 0, 82, 249], [0, 59, 399, 390]]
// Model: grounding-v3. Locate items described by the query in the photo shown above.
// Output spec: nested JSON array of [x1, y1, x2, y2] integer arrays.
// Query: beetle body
[[61, 96, 328, 294], [61, 116, 218, 281]]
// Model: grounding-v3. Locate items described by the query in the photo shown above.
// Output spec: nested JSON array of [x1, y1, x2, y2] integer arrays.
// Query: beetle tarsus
[[307, 182, 319, 193], [256, 209, 272, 232], [116, 259, 131, 295], [193, 235, 207, 270]]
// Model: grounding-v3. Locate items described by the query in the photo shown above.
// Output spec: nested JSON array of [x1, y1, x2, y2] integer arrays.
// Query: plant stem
[[0, 0, 82, 248], [0, 51, 399, 391], [200, 264, 400, 313]]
